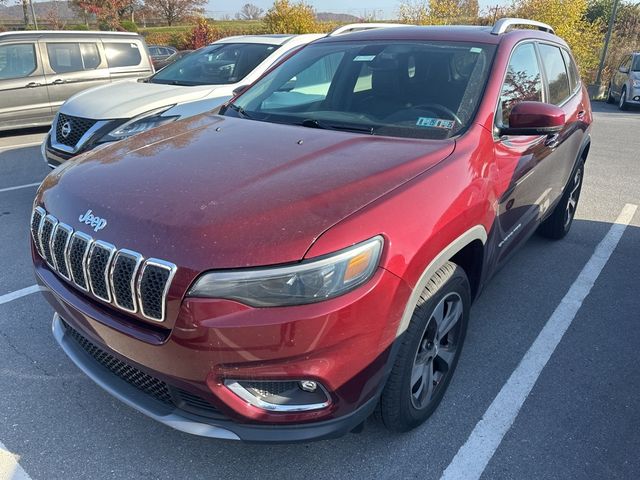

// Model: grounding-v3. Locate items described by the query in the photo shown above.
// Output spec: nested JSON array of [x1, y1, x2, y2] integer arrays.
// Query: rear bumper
[[52, 313, 380, 442]]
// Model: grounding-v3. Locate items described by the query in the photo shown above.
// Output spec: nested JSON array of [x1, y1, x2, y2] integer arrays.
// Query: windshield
[[151, 43, 280, 86], [224, 40, 496, 139]]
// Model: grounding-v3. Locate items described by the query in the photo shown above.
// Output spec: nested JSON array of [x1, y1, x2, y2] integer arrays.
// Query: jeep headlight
[[188, 236, 383, 307], [103, 105, 178, 141]]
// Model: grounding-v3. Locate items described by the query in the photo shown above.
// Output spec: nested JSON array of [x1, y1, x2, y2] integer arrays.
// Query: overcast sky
[[206, 0, 509, 20]]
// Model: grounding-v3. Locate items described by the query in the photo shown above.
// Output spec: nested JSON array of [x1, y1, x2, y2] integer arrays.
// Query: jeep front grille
[[32, 206, 176, 322], [55, 113, 97, 148]]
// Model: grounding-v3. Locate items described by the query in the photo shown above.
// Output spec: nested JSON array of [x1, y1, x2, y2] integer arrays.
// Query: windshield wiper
[[300, 118, 374, 135], [227, 103, 253, 119]]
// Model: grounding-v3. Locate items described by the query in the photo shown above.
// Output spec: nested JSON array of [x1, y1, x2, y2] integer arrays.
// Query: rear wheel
[[379, 262, 470, 432], [619, 87, 629, 111], [538, 160, 584, 239]]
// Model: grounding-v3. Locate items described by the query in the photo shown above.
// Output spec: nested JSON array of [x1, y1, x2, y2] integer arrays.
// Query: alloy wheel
[[565, 168, 582, 229], [410, 292, 463, 410]]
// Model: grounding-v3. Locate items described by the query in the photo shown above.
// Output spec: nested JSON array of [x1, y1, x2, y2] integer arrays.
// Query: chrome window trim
[[137, 258, 177, 322], [31, 206, 46, 257], [51, 222, 73, 281], [67, 231, 93, 292], [110, 249, 144, 314], [40, 214, 59, 269], [50, 112, 109, 154], [87, 240, 116, 303], [224, 380, 331, 412]]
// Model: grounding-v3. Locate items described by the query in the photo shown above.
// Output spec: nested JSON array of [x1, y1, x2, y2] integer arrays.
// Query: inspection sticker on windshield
[[353, 55, 377, 62], [416, 117, 455, 129]]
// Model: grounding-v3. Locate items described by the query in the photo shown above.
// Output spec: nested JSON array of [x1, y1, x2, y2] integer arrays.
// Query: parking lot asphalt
[[0, 103, 638, 480]]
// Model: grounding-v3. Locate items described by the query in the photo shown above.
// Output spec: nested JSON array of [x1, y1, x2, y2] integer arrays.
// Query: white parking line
[[440, 203, 638, 480], [0, 440, 32, 480], [0, 182, 41, 194], [0, 285, 45, 306]]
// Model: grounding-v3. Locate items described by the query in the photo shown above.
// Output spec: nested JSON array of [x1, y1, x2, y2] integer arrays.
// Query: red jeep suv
[[31, 19, 592, 442]]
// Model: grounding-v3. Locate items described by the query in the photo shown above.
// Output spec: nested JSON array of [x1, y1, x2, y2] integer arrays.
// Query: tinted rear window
[[104, 42, 142, 68], [538, 44, 570, 105]]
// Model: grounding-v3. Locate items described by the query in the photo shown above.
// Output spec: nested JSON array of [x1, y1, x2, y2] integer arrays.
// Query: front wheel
[[538, 160, 584, 239], [619, 87, 629, 111], [379, 262, 470, 432]]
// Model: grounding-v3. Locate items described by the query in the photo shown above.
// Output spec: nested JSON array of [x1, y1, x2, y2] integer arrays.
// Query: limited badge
[[416, 117, 455, 129]]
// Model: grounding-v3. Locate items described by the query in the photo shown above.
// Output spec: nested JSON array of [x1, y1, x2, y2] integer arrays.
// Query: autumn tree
[[398, 0, 479, 25], [236, 3, 264, 20], [512, 0, 603, 79], [74, 0, 133, 29], [264, 0, 317, 34], [184, 17, 219, 48], [145, 0, 207, 26]]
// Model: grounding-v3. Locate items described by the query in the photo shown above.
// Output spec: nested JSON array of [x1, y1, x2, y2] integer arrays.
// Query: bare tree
[[235, 3, 264, 20], [145, 0, 207, 26]]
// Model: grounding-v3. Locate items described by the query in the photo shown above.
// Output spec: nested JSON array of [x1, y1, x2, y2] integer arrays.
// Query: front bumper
[[42, 134, 74, 169], [36, 256, 410, 442]]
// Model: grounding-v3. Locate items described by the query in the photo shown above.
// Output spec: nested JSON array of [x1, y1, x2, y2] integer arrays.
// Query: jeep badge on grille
[[79, 209, 107, 232]]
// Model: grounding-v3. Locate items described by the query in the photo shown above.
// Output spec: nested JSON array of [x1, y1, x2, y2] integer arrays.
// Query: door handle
[[25, 81, 41, 88], [52, 79, 65, 85], [577, 110, 585, 120], [545, 133, 560, 148]]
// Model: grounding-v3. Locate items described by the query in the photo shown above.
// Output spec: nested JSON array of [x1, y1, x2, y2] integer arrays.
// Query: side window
[[47, 43, 83, 73], [0, 43, 37, 79], [80, 43, 101, 69], [538, 44, 570, 105], [260, 52, 344, 110], [104, 42, 142, 68], [633, 55, 640, 72], [499, 43, 543, 126], [561, 49, 579, 93]]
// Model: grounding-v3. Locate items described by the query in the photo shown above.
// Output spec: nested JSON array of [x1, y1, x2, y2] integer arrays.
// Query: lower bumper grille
[[62, 320, 221, 417]]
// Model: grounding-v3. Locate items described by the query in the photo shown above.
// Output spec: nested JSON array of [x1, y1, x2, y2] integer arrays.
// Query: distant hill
[[316, 12, 362, 22], [0, 1, 77, 22]]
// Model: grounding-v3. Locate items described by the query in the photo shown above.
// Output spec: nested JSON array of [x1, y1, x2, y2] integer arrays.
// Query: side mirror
[[619, 66, 630, 74], [232, 84, 250, 96], [501, 101, 565, 136]]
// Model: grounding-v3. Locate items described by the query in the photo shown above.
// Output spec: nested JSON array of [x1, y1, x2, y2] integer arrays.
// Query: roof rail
[[491, 18, 555, 35], [329, 23, 406, 36]]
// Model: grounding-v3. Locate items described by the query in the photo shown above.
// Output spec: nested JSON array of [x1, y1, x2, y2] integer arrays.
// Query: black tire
[[379, 262, 470, 432], [538, 159, 584, 240], [619, 87, 629, 111], [606, 83, 615, 104]]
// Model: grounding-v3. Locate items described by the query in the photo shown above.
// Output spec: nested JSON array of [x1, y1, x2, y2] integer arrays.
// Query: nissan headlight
[[633, 79, 640, 88], [188, 236, 384, 307], [104, 106, 178, 140]]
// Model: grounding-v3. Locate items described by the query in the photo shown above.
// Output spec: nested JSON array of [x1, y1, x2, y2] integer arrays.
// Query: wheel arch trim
[[394, 225, 487, 338]]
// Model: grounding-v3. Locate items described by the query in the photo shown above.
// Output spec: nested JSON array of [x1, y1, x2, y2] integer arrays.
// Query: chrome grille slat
[[87, 241, 116, 303], [52, 223, 73, 280], [137, 259, 177, 322], [32, 206, 176, 322], [110, 249, 143, 313], [30, 207, 46, 257], [67, 231, 92, 292], [40, 215, 58, 268]]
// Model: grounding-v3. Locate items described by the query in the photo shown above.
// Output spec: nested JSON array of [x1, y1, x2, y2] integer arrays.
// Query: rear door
[[537, 43, 584, 200], [41, 38, 110, 113], [0, 41, 51, 130]]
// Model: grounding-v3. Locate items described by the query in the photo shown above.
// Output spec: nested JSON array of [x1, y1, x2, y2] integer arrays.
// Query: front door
[[0, 41, 51, 130]]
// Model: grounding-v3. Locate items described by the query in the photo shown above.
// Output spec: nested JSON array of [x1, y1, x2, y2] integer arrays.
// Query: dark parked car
[[154, 50, 194, 70], [31, 18, 591, 442], [0, 30, 153, 132], [148, 45, 177, 68], [607, 51, 640, 110]]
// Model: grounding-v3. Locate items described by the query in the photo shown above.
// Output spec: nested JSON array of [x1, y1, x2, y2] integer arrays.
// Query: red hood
[[37, 113, 454, 272]]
